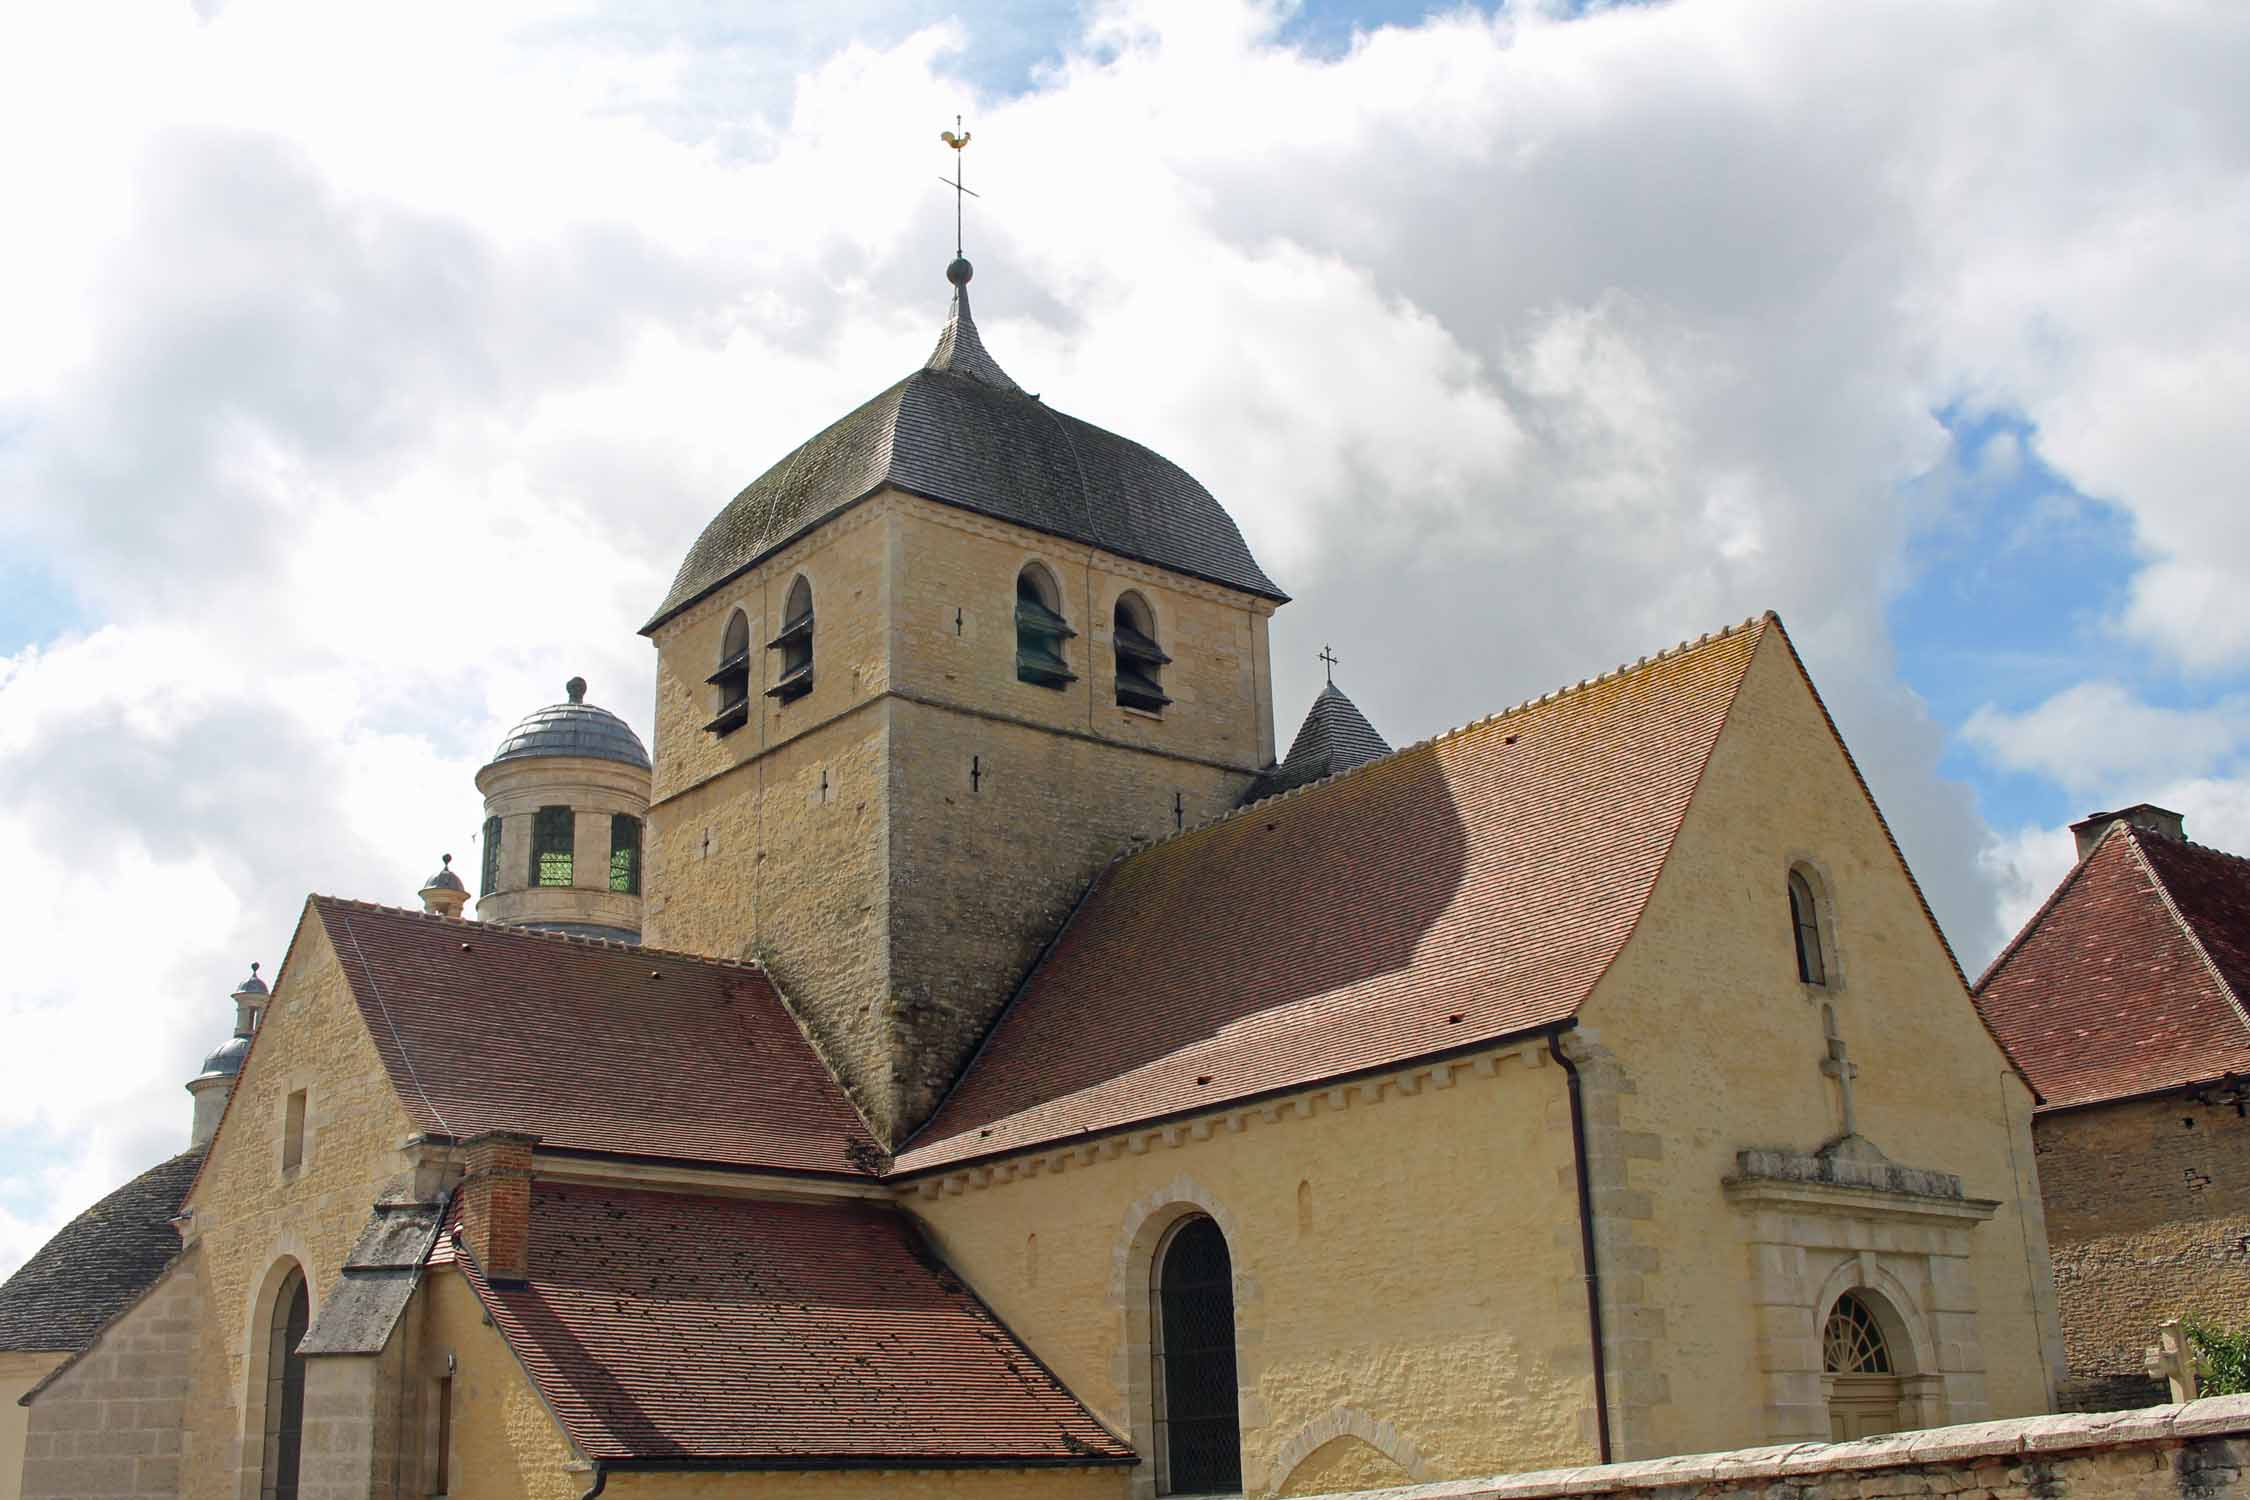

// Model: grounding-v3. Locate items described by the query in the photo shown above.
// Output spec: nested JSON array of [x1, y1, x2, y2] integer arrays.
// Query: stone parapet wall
[[1296, 1396, 2250, 1500]]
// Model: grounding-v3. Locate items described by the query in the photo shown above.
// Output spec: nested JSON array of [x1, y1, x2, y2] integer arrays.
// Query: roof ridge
[[308, 895, 771, 975], [2123, 825, 2250, 1039], [1971, 820, 2120, 994], [1159, 612, 1773, 848]]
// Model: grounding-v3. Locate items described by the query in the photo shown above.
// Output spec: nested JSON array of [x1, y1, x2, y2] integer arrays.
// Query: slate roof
[[1245, 680, 1393, 802], [1975, 822, 2250, 1110], [486, 679, 650, 772], [897, 617, 1774, 1174], [433, 1182, 1133, 1467], [0, 1148, 201, 1353], [644, 271, 1285, 632], [308, 899, 881, 1176]]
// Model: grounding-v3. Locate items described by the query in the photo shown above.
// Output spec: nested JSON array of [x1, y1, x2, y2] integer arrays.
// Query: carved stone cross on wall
[[1821, 1003, 1859, 1139]]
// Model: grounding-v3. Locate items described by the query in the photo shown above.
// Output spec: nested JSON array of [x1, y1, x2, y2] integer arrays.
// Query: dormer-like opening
[[767, 575, 814, 705], [1016, 563, 1076, 689], [1113, 591, 1172, 713], [706, 609, 751, 735]]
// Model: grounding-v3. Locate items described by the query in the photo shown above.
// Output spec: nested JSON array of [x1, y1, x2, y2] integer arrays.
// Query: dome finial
[[566, 676, 587, 704], [947, 256, 973, 288]]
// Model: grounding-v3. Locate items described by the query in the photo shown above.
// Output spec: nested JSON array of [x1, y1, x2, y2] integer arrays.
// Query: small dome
[[233, 962, 267, 999], [197, 1033, 251, 1081], [487, 679, 651, 772], [422, 854, 468, 893]]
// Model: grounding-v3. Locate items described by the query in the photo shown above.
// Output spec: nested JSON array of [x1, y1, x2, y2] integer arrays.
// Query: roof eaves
[[1969, 821, 2121, 996], [2125, 827, 2250, 1041], [18, 1245, 193, 1407]]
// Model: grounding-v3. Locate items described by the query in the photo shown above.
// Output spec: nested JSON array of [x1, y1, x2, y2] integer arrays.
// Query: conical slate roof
[[1246, 681, 1393, 802], [645, 262, 1286, 632]]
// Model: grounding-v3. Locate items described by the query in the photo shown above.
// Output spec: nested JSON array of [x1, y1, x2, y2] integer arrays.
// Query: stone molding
[[1281, 1394, 2250, 1499], [1269, 1405, 1438, 1494]]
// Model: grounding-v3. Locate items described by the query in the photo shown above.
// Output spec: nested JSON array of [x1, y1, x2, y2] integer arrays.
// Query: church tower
[[640, 259, 1287, 1144]]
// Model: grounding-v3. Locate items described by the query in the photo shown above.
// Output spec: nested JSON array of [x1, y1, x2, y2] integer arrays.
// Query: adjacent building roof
[[0, 1148, 202, 1353], [897, 616, 1773, 1174], [1975, 820, 2250, 1110], [434, 1183, 1134, 1468], [645, 265, 1286, 632], [486, 677, 650, 773], [309, 898, 882, 1176], [1245, 680, 1393, 802]]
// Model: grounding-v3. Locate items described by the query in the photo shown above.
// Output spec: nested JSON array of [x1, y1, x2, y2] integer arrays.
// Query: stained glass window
[[479, 816, 502, 897], [1824, 1292, 1893, 1374], [532, 806, 573, 888], [1790, 870, 1827, 985], [610, 814, 642, 895], [1154, 1216, 1240, 1495]]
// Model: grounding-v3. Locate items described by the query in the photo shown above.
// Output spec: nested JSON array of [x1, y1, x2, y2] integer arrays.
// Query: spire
[[924, 259, 1023, 394], [1243, 673, 1392, 803]]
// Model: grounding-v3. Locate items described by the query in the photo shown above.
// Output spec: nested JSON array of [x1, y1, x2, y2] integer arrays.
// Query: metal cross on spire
[[1318, 644, 1339, 684], [939, 115, 979, 260]]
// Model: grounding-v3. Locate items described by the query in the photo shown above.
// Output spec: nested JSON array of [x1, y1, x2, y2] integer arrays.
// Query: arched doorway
[[1823, 1290, 1903, 1440], [260, 1264, 310, 1499], [1153, 1216, 1240, 1495]]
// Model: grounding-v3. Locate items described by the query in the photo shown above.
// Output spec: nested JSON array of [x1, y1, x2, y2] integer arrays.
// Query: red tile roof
[[896, 617, 1773, 1174], [1975, 824, 2250, 1110], [434, 1183, 1132, 1466], [311, 898, 882, 1176]]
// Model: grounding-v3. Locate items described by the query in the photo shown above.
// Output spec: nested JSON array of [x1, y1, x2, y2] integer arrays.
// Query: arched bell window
[[1016, 564, 1076, 689], [1152, 1216, 1241, 1496], [1113, 591, 1171, 712], [706, 609, 752, 736], [767, 575, 814, 704], [260, 1265, 310, 1500], [1788, 868, 1828, 986]]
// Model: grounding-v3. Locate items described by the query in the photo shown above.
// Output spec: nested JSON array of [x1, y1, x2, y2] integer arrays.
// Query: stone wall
[[2035, 1093, 2250, 1411], [0, 1350, 66, 1500], [17, 1253, 197, 1499], [1292, 1395, 2250, 1500]]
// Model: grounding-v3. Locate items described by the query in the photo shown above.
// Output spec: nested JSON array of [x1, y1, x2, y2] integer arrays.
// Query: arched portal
[[260, 1263, 310, 1499], [1153, 1215, 1241, 1495], [1823, 1289, 1904, 1440]]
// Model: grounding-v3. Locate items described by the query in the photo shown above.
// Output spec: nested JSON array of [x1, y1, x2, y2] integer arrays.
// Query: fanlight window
[[767, 576, 814, 704], [1153, 1216, 1241, 1496], [609, 814, 642, 895], [1789, 869, 1828, 986], [1016, 566, 1077, 689], [532, 806, 574, 888], [478, 816, 502, 897], [705, 609, 751, 736], [260, 1265, 310, 1500], [1113, 592, 1172, 712], [1823, 1292, 1893, 1375]]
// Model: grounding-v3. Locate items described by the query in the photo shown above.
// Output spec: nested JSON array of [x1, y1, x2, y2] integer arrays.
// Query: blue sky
[[4, 0, 2250, 1274]]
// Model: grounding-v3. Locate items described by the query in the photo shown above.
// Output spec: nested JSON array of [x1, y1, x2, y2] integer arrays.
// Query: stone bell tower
[[639, 259, 1288, 1145]]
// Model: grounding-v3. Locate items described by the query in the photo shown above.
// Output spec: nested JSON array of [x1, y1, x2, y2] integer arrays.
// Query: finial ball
[[946, 257, 973, 288], [566, 676, 587, 704]]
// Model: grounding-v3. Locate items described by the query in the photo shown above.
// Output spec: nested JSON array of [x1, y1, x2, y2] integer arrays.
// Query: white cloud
[[1963, 683, 2250, 797], [6, 0, 2250, 1274]]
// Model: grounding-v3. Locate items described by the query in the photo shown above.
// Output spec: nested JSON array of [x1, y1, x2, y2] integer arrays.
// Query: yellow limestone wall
[[0, 1350, 66, 1500], [419, 1269, 584, 1500], [908, 1044, 1593, 1500], [605, 1468, 1128, 1500], [1581, 628, 2061, 1459]]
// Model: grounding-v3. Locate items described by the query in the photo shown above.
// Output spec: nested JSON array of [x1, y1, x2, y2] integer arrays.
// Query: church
[[7, 253, 2065, 1499]]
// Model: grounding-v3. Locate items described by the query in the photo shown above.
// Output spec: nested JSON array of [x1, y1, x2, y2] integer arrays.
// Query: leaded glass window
[[1114, 591, 1171, 712], [532, 806, 573, 888], [1017, 565, 1076, 689], [1824, 1292, 1892, 1374], [1789, 869, 1827, 986], [479, 816, 502, 897], [766, 576, 814, 704], [260, 1266, 309, 1500], [610, 814, 642, 895], [706, 610, 751, 735], [1154, 1216, 1240, 1496]]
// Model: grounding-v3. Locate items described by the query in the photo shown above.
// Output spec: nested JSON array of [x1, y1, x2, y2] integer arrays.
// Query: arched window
[[705, 609, 751, 735], [767, 576, 814, 704], [478, 816, 502, 897], [1015, 565, 1076, 689], [1113, 592, 1171, 712], [260, 1265, 309, 1499], [1823, 1290, 1902, 1440], [609, 814, 642, 895], [1153, 1216, 1240, 1496], [1788, 869, 1827, 986], [531, 806, 573, 888]]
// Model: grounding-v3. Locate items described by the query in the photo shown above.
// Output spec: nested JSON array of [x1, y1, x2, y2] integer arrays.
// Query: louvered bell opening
[[1016, 597, 1077, 689], [765, 660, 813, 702], [703, 648, 751, 686], [1157, 1218, 1241, 1496], [702, 695, 750, 735], [1114, 621, 1171, 666], [765, 603, 814, 704], [1117, 666, 1171, 712]]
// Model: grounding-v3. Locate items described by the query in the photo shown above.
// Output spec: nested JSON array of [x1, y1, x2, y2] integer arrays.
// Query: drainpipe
[[1549, 1027, 1614, 1465], [579, 1462, 608, 1498]]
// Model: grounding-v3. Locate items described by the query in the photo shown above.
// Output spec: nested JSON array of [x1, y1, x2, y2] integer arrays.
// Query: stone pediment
[[1729, 1134, 1972, 1204]]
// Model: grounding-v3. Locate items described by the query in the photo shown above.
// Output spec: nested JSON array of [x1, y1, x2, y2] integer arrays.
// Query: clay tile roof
[[1975, 824, 2250, 1110], [437, 1183, 1132, 1467], [311, 899, 881, 1176], [0, 1148, 202, 1352], [897, 618, 1772, 1174]]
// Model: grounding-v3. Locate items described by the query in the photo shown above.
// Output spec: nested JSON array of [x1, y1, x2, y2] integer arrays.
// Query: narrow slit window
[[1789, 869, 1827, 986], [609, 814, 642, 895], [705, 610, 752, 735], [281, 1089, 307, 1172], [432, 1374, 453, 1494], [766, 576, 814, 704], [1113, 591, 1171, 712], [478, 816, 502, 897], [1016, 566, 1076, 689], [532, 806, 574, 888]]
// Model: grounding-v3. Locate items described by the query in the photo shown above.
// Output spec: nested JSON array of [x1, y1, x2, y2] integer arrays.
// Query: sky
[[3, 0, 2249, 1279]]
